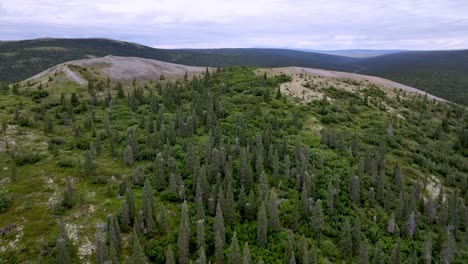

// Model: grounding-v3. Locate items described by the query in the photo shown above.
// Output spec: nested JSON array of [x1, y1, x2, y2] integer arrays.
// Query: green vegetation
[[0, 67, 467, 263]]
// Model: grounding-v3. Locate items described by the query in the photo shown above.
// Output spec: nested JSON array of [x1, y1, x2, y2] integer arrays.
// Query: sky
[[1, 0, 468, 50]]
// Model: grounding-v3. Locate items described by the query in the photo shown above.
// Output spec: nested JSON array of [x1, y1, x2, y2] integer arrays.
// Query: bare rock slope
[[262, 67, 446, 102], [27, 55, 208, 84]]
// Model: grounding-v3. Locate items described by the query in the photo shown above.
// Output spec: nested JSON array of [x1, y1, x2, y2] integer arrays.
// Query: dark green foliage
[[165, 245, 175, 264], [256, 202, 268, 247], [390, 243, 400, 264], [10, 162, 17, 182], [61, 179, 74, 209], [310, 200, 324, 234], [214, 202, 226, 243], [141, 179, 157, 234], [267, 189, 280, 231], [178, 201, 190, 264], [0, 190, 13, 214], [341, 219, 353, 257], [228, 232, 241, 264], [131, 230, 148, 264], [242, 242, 252, 264], [0, 66, 466, 263], [215, 231, 224, 264], [54, 224, 74, 264]]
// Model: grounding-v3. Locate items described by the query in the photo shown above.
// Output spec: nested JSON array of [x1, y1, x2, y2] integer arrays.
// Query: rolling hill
[[1, 38, 467, 105], [24, 55, 445, 101]]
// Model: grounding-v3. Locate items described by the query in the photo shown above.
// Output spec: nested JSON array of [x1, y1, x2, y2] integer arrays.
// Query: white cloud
[[0, 0, 467, 49]]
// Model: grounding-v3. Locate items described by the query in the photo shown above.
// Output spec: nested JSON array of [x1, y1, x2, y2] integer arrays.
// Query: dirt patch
[[0, 225, 24, 252], [426, 175, 443, 200], [280, 78, 324, 103]]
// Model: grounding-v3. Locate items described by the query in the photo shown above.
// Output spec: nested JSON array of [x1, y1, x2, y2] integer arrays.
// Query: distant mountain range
[[1, 38, 467, 104]]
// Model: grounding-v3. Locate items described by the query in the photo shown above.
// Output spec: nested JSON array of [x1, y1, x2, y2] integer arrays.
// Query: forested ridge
[[0, 67, 467, 263]]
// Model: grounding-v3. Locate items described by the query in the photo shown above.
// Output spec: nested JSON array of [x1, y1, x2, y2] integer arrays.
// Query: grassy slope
[[0, 68, 466, 263]]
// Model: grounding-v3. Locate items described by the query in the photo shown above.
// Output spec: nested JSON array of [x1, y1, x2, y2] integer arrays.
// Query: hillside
[[1, 38, 467, 105], [351, 50, 468, 105], [25, 56, 444, 103], [0, 66, 466, 263], [27, 56, 208, 85], [0, 38, 356, 82]]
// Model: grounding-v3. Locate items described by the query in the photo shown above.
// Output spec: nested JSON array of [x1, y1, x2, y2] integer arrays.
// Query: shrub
[[0, 190, 13, 214], [29, 90, 49, 100], [14, 152, 42, 165], [57, 157, 75, 168]]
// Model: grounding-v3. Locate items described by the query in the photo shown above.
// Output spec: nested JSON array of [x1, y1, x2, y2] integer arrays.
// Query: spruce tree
[[62, 179, 74, 209], [141, 179, 156, 234], [178, 201, 190, 264], [106, 214, 121, 255], [125, 188, 136, 225], [407, 210, 416, 239], [352, 219, 361, 256], [327, 182, 334, 215], [258, 171, 269, 202], [371, 241, 384, 264], [390, 243, 400, 264], [267, 189, 280, 231], [95, 230, 108, 264], [242, 242, 252, 264], [289, 251, 297, 264], [228, 232, 241, 264], [359, 238, 369, 264], [196, 196, 206, 221], [197, 246, 207, 264], [387, 213, 396, 234], [153, 153, 166, 190], [257, 202, 268, 247], [423, 236, 432, 264], [224, 183, 237, 225], [341, 219, 353, 257], [159, 204, 168, 234], [120, 200, 130, 232], [310, 199, 324, 234], [286, 230, 295, 261], [440, 232, 454, 264], [55, 223, 73, 264], [215, 231, 224, 264], [239, 149, 253, 191], [214, 201, 226, 242], [272, 148, 279, 179], [350, 175, 360, 204], [196, 220, 205, 251], [86, 149, 95, 175], [131, 229, 147, 264], [165, 245, 175, 264], [10, 162, 17, 183], [291, 192, 300, 231]]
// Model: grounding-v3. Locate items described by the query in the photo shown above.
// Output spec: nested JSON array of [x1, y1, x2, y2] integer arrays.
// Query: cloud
[[0, 0, 467, 49]]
